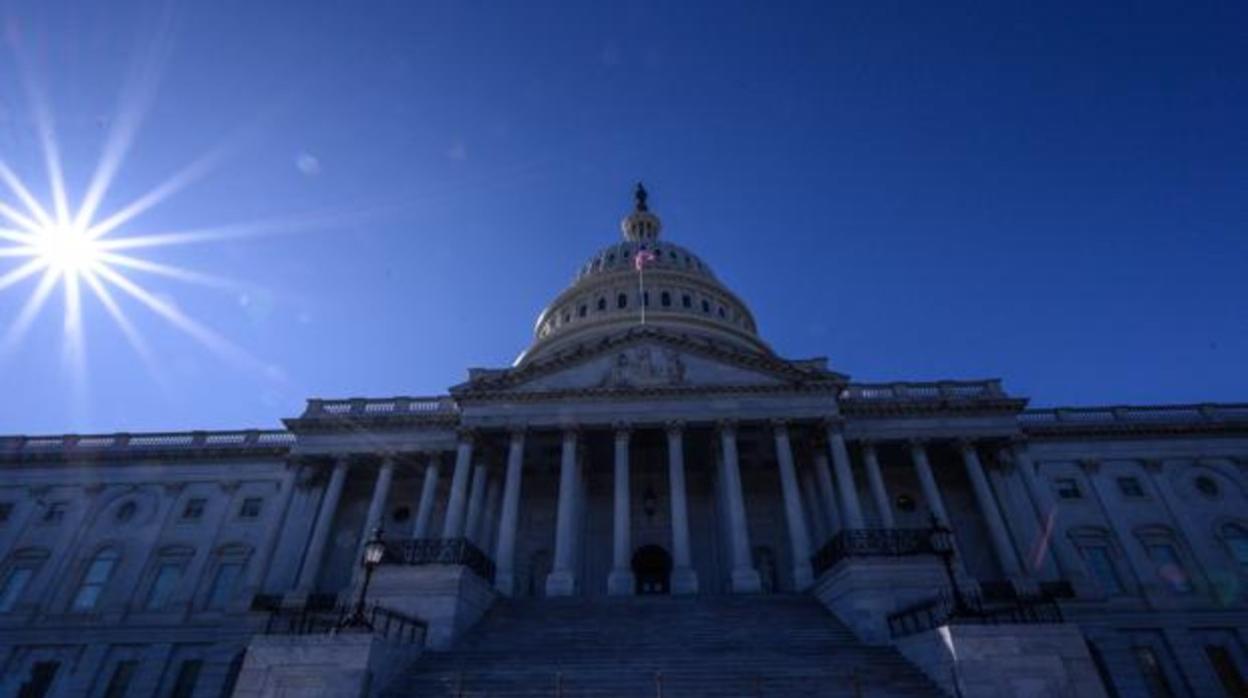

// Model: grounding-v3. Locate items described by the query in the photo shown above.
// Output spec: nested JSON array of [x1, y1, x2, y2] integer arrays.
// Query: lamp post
[[340, 527, 387, 630]]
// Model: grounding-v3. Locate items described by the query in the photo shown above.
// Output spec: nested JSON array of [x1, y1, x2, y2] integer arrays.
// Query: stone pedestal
[[671, 567, 699, 595], [812, 557, 952, 644], [231, 633, 420, 698], [606, 570, 635, 596], [894, 624, 1109, 698], [370, 565, 496, 650], [544, 570, 576, 597], [731, 567, 763, 594]]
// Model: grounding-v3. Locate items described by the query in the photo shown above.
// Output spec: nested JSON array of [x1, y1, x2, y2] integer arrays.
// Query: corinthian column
[[546, 428, 579, 597], [295, 457, 349, 593], [494, 429, 526, 595], [861, 442, 895, 529], [411, 453, 440, 539], [441, 431, 474, 538], [607, 425, 635, 595], [773, 421, 814, 590], [959, 440, 1024, 579], [719, 421, 762, 593], [825, 423, 864, 529], [666, 421, 698, 594]]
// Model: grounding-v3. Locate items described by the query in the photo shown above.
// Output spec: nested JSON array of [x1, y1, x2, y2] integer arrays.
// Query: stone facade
[[1, 190, 1246, 696]]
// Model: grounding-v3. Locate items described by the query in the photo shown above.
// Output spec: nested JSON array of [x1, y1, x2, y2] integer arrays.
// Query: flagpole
[[639, 262, 646, 325]]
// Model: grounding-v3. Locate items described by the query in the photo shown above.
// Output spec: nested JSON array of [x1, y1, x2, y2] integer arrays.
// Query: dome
[[515, 184, 771, 365]]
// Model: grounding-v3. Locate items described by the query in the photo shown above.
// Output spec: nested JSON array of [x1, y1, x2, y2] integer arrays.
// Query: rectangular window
[[181, 498, 206, 521], [1083, 546, 1124, 596], [21, 661, 59, 698], [206, 562, 243, 609], [1132, 646, 1177, 698], [238, 497, 263, 519], [102, 660, 138, 698], [169, 659, 202, 698], [42, 502, 68, 524], [0, 501, 13, 523], [1146, 544, 1193, 593], [1205, 645, 1247, 697], [1116, 476, 1145, 498], [71, 555, 117, 611], [145, 563, 183, 610], [1055, 477, 1082, 499], [0, 567, 33, 612]]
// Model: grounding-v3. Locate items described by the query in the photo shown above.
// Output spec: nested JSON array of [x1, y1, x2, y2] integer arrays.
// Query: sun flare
[[33, 224, 102, 274]]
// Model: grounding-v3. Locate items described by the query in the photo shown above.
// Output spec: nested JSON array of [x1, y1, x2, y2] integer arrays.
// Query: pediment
[[453, 329, 845, 397]]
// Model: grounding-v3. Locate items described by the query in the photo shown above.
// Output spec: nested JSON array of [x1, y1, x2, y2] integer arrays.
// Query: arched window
[[1135, 525, 1193, 594], [660, 291, 671, 307], [1221, 523, 1248, 569], [578, 304, 587, 318], [205, 545, 251, 610], [115, 501, 137, 523], [701, 299, 710, 314], [72, 548, 120, 611], [0, 548, 48, 613], [1069, 527, 1125, 597], [596, 297, 606, 312], [681, 294, 692, 309], [145, 546, 194, 611], [617, 293, 628, 309]]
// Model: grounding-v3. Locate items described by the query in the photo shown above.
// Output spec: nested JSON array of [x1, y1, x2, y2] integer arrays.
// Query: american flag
[[633, 248, 656, 271]]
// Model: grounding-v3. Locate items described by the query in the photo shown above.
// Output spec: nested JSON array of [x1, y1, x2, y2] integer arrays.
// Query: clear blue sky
[[0, 1, 1245, 434]]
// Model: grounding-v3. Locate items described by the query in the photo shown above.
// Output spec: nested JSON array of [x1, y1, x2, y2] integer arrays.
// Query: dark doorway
[[632, 545, 672, 595]]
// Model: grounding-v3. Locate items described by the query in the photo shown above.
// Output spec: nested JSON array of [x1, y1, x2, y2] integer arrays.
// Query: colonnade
[[292, 420, 1046, 599]]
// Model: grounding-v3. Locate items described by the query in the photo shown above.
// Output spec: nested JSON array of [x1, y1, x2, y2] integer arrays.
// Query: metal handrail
[[887, 591, 1064, 639], [810, 528, 937, 576], [383, 538, 496, 584], [263, 602, 427, 644]]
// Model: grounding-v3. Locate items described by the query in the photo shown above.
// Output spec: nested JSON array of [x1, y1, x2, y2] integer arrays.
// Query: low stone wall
[[812, 556, 953, 644], [231, 633, 420, 698], [369, 564, 496, 650], [894, 624, 1109, 698]]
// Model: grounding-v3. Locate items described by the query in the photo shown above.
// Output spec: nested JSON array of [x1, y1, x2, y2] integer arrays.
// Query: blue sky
[[0, 1, 1244, 434]]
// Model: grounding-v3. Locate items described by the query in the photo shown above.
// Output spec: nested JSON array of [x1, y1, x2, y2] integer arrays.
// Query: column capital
[[769, 418, 791, 433], [859, 438, 877, 451], [561, 425, 580, 440], [507, 425, 527, 440], [1141, 458, 1165, 474], [716, 419, 738, 436], [1078, 458, 1101, 474], [820, 416, 846, 431], [456, 427, 476, 443], [906, 437, 930, 451], [954, 438, 979, 454], [664, 419, 686, 436], [612, 422, 632, 438]]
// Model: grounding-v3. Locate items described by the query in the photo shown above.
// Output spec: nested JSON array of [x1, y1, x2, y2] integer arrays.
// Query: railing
[[810, 528, 936, 577], [1021, 403, 1248, 428], [887, 591, 1064, 639], [383, 538, 496, 584], [263, 603, 427, 644], [0, 429, 294, 457], [301, 396, 458, 418], [839, 380, 1006, 402]]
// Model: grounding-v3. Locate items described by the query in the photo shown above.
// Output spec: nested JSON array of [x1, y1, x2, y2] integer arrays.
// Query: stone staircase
[[382, 594, 945, 697]]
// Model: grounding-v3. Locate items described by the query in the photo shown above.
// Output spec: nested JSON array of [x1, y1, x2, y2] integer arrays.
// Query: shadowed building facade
[[1, 187, 1246, 697]]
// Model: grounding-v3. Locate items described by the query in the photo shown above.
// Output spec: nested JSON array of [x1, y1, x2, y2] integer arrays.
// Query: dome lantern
[[621, 182, 662, 243]]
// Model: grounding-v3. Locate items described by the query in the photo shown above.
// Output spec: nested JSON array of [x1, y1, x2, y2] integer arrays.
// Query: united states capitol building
[[2, 187, 1246, 697]]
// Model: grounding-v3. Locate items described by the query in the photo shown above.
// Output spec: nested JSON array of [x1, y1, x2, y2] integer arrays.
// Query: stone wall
[[894, 624, 1108, 698]]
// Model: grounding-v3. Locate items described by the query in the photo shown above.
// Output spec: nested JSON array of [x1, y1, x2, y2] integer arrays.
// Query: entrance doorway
[[632, 545, 672, 595]]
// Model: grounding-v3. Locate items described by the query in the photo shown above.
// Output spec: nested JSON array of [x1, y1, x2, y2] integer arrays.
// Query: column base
[[730, 567, 762, 594], [607, 569, 635, 595], [494, 571, 516, 597], [793, 563, 814, 591], [545, 569, 576, 597], [671, 567, 699, 595]]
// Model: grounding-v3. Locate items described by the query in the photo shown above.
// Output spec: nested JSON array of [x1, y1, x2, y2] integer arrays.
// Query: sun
[[33, 223, 102, 274]]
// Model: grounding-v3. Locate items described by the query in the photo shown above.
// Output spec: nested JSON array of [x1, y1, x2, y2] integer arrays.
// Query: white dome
[[515, 185, 770, 366]]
